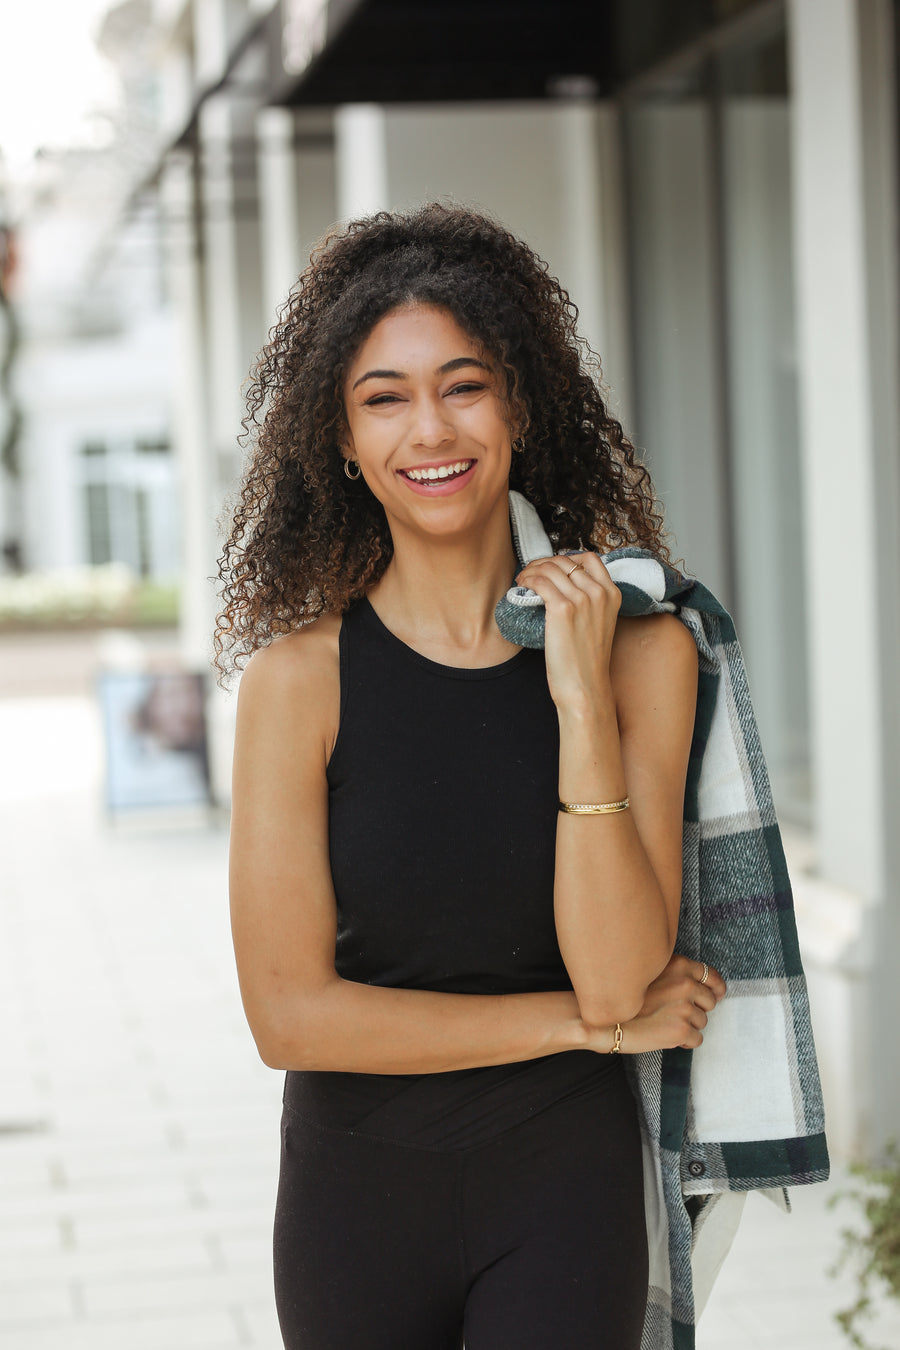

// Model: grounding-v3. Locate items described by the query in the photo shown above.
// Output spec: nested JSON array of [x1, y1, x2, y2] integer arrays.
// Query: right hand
[[618, 954, 726, 1053]]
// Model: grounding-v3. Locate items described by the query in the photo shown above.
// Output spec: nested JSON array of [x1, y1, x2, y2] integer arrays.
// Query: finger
[[555, 552, 596, 584], [694, 961, 727, 1001], [567, 551, 614, 587], [515, 561, 618, 617], [513, 565, 573, 609], [523, 552, 616, 596], [516, 558, 582, 594], [703, 965, 727, 1001], [692, 986, 717, 1013]]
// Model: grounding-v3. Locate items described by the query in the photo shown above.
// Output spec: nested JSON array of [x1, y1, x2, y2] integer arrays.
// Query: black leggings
[[273, 1068, 648, 1349]]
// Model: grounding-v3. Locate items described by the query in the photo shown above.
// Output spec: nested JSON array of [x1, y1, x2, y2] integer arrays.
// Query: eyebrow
[[351, 356, 490, 391]]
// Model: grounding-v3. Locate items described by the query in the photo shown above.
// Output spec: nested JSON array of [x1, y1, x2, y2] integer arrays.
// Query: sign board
[[97, 670, 211, 814]]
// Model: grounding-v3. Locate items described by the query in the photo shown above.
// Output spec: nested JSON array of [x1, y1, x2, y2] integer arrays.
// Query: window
[[85, 482, 112, 566], [79, 435, 179, 579]]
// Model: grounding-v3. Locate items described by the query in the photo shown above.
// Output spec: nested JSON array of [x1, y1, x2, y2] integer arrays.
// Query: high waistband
[[283, 1051, 624, 1152]]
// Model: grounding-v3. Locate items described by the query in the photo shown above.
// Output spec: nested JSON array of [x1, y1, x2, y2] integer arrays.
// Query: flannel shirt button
[[688, 1160, 705, 1177]]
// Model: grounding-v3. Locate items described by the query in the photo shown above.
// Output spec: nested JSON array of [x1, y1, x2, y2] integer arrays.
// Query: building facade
[[151, 0, 900, 1161], [7, 1, 179, 583]]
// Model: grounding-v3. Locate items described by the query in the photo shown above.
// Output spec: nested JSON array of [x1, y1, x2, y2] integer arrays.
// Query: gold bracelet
[[558, 796, 630, 815], [610, 1023, 623, 1054]]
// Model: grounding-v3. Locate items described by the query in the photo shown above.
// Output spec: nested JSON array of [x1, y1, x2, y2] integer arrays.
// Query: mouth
[[399, 459, 475, 484], [398, 459, 476, 493]]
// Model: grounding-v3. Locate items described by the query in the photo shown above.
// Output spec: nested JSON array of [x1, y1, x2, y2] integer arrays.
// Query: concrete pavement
[[0, 688, 284, 1350], [0, 631, 898, 1350]]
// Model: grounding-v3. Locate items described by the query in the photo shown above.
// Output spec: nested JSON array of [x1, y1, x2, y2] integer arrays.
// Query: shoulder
[[609, 612, 698, 731], [239, 613, 341, 697], [611, 611, 697, 667], [236, 613, 343, 759]]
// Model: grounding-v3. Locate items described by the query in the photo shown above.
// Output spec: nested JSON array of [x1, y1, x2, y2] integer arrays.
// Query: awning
[[263, 0, 616, 105], [164, 0, 777, 153]]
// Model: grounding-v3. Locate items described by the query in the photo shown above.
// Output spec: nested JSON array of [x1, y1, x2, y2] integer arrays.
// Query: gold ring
[[566, 561, 585, 577], [699, 962, 710, 986]]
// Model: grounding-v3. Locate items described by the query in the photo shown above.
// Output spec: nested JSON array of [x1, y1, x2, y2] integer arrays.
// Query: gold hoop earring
[[344, 458, 362, 480], [512, 435, 525, 454]]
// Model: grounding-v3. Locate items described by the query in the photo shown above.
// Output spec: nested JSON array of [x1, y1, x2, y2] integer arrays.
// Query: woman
[[218, 203, 726, 1350]]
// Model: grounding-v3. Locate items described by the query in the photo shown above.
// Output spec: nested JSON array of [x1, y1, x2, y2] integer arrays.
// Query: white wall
[[788, 0, 900, 1156], [721, 100, 809, 821], [258, 107, 337, 320], [622, 104, 730, 601], [295, 124, 338, 261], [18, 312, 174, 572], [380, 102, 628, 395]]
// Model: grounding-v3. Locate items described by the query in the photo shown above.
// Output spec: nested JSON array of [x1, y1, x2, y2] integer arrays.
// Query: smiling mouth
[[399, 459, 475, 483]]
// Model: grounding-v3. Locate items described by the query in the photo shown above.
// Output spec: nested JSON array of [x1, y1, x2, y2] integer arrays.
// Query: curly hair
[[215, 201, 672, 679]]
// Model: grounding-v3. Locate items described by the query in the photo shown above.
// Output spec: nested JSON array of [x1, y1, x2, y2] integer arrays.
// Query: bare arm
[[515, 555, 699, 1027], [229, 616, 710, 1073], [231, 624, 591, 1072]]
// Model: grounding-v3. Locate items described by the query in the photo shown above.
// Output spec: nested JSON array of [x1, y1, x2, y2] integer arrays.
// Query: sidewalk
[[0, 680, 283, 1350], [1, 645, 898, 1349]]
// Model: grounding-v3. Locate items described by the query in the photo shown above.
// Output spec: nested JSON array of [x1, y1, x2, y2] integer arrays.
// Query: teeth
[[405, 460, 473, 482]]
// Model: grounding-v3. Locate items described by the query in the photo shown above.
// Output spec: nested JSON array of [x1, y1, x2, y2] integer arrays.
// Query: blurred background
[[1, 1, 899, 1347]]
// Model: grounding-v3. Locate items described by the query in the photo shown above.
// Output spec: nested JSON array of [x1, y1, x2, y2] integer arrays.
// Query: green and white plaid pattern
[[501, 497, 829, 1349], [610, 549, 829, 1349]]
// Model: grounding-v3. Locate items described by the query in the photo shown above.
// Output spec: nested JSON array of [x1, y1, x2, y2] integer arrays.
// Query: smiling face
[[341, 304, 516, 544]]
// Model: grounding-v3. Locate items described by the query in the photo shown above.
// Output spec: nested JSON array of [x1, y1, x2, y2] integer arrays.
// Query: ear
[[339, 423, 356, 462]]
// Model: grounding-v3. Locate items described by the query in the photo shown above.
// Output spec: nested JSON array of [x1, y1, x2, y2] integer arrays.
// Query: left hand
[[620, 954, 727, 1053], [515, 551, 621, 712]]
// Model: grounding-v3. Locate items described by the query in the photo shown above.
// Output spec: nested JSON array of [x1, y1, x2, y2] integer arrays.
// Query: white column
[[335, 104, 389, 220], [789, 0, 881, 893], [556, 103, 634, 431], [159, 151, 216, 672], [595, 105, 635, 430], [192, 0, 230, 87], [257, 107, 303, 318], [198, 95, 248, 461], [856, 0, 900, 1155], [556, 104, 605, 356], [788, 0, 900, 1153], [196, 92, 266, 806]]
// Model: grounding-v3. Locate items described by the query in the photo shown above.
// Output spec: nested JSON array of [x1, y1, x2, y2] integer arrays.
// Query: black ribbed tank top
[[282, 595, 621, 1150], [327, 595, 571, 995]]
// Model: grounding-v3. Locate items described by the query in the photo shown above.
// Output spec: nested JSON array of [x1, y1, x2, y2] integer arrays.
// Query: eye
[[447, 381, 485, 396], [364, 392, 403, 406]]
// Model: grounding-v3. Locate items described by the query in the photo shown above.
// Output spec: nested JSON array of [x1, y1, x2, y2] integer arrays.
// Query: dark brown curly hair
[[215, 201, 671, 678]]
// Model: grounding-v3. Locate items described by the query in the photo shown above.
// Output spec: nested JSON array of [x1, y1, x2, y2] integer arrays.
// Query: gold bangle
[[610, 1023, 623, 1054], [558, 797, 630, 815]]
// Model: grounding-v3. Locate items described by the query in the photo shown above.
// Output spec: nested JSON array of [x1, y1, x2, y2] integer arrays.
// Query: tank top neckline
[[359, 595, 530, 681]]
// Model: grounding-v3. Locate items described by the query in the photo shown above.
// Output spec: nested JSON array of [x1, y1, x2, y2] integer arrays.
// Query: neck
[[369, 506, 519, 658]]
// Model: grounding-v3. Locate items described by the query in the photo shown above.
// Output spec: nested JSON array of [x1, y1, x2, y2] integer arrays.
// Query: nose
[[410, 394, 456, 449]]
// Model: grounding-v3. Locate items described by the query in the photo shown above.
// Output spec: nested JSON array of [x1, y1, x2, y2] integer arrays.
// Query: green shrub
[[0, 565, 179, 629], [830, 1144, 900, 1350]]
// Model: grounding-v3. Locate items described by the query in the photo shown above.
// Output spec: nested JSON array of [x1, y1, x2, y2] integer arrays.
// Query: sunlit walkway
[[0, 665, 282, 1350]]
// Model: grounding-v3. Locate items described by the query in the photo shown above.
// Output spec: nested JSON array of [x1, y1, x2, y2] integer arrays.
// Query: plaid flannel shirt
[[498, 494, 830, 1350]]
